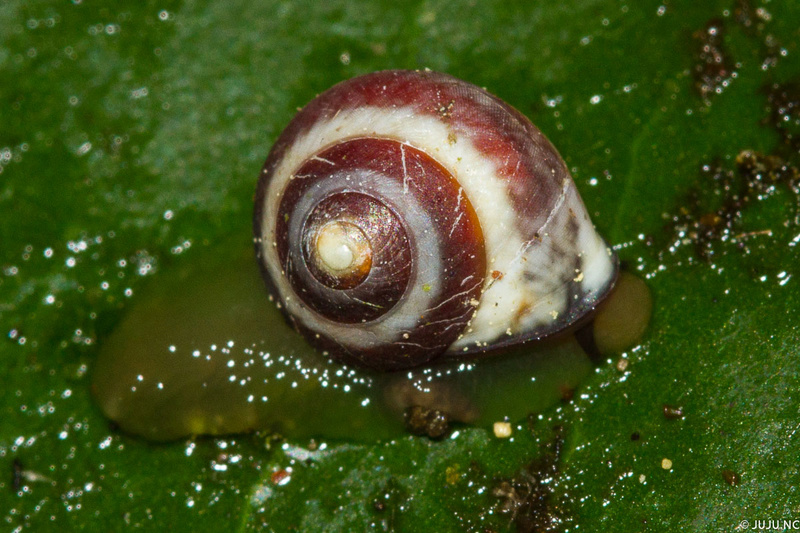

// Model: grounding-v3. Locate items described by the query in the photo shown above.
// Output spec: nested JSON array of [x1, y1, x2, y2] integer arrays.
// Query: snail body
[[90, 238, 599, 441], [254, 70, 617, 371]]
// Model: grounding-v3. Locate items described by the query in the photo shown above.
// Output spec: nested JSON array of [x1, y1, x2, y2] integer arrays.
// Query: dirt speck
[[693, 19, 735, 103]]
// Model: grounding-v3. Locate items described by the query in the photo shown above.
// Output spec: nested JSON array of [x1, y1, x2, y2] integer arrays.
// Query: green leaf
[[2, 0, 799, 531]]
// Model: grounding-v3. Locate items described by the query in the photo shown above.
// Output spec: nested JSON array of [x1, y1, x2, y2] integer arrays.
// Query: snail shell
[[253, 70, 617, 371]]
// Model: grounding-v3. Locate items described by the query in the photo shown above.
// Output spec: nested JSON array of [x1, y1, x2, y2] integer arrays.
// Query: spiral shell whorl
[[263, 133, 486, 369], [254, 70, 617, 370], [291, 191, 410, 322]]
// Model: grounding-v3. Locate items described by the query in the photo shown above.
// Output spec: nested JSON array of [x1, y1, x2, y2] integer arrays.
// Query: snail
[[253, 69, 618, 371], [92, 71, 652, 442]]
